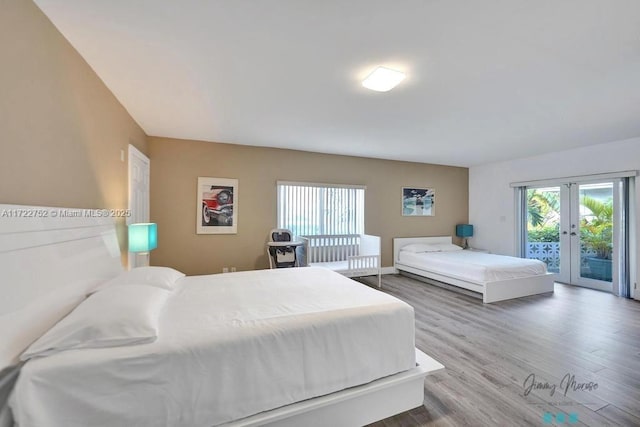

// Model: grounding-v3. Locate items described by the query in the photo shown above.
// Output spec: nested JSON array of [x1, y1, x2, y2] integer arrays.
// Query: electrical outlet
[[222, 267, 229, 273], [231, 267, 236, 272]]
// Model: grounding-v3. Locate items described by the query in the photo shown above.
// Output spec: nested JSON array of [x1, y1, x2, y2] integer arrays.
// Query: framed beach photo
[[197, 177, 238, 234], [402, 187, 435, 216]]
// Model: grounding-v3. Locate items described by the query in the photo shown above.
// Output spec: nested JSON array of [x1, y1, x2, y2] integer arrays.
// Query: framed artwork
[[402, 187, 435, 216], [197, 177, 238, 234]]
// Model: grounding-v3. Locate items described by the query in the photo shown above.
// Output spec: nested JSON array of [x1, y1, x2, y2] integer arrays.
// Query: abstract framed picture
[[402, 187, 435, 216], [197, 177, 238, 234]]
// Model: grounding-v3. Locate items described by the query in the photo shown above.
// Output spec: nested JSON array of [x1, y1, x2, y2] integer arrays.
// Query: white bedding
[[398, 250, 547, 283], [10, 267, 415, 427]]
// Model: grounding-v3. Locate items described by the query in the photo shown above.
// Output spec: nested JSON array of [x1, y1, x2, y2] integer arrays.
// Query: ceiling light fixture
[[362, 66, 406, 92]]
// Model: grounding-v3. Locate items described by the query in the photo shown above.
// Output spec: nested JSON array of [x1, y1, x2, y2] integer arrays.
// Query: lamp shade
[[456, 224, 474, 238], [128, 223, 158, 253]]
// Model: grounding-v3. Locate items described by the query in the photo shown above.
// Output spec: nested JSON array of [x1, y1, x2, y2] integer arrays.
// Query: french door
[[524, 180, 619, 292]]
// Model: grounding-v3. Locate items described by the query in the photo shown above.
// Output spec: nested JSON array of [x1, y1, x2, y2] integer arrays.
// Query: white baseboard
[[381, 267, 397, 275]]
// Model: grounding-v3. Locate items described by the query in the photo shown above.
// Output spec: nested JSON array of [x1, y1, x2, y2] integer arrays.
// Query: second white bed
[[394, 236, 555, 303], [398, 250, 547, 283]]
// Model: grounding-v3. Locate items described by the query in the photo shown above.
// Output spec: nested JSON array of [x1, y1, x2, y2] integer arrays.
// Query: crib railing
[[301, 234, 360, 263], [348, 255, 380, 277], [299, 234, 381, 288]]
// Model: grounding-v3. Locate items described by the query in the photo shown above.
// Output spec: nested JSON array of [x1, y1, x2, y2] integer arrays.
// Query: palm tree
[[527, 190, 560, 228], [580, 196, 613, 259]]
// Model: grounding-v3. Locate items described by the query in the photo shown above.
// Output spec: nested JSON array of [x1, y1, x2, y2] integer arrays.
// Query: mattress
[[10, 267, 415, 427], [397, 250, 547, 283]]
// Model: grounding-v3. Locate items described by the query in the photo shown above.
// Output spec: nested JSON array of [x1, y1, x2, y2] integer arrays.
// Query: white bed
[[0, 204, 444, 427], [394, 236, 555, 303]]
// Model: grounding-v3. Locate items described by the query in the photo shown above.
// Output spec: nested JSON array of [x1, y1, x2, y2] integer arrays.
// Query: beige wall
[[0, 0, 467, 274], [0, 0, 148, 261], [149, 137, 468, 275]]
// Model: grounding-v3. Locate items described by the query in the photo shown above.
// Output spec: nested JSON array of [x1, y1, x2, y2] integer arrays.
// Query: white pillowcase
[[433, 243, 463, 252], [99, 266, 185, 291], [400, 243, 443, 253], [21, 285, 170, 360]]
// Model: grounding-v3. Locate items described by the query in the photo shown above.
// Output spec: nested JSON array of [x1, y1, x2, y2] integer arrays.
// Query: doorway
[[128, 144, 150, 269], [524, 180, 618, 292]]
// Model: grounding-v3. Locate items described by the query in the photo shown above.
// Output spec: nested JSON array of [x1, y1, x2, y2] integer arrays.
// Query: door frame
[[127, 144, 150, 269], [535, 180, 616, 291], [516, 171, 636, 295], [565, 180, 617, 292]]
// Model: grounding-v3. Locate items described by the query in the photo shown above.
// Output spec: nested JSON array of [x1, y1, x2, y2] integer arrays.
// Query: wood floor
[[359, 274, 640, 427]]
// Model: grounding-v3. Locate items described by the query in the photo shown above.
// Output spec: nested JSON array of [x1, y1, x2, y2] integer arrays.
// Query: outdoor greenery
[[526, 189, 613, 281], [527, 225, 560, 242], [580, 196, 613, 259], [526, 190, 613, 259], [527, 190, 560, 228]]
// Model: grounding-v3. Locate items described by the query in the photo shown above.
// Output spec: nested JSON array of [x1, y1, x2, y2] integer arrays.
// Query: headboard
[[392, 236, 452, 266], [0, 205, 124, 370]]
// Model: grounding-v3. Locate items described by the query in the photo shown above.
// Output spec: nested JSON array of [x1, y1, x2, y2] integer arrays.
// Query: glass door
[[525, 186, 566, 281], [524, 181, 618, 292], [570, 182, 616, 291]]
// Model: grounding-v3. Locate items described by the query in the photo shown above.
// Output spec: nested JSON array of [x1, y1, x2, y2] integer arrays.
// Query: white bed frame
[[0, 205, 444, 427], [393, 236, 555, 303], [225, 349, 443, 427], [0, 205, 124, 426]]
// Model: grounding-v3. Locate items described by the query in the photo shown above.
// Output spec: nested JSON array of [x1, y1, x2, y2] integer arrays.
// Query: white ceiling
[[34, 0, 640, 167]]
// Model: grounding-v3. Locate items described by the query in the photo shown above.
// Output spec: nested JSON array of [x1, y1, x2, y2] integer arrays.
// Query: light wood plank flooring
[[359, 274, 640, 427]]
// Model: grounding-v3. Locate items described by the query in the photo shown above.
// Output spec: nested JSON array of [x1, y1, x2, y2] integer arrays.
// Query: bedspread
[[10, 267, 415, 427]]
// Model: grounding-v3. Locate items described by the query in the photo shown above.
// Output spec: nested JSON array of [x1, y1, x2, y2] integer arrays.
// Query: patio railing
[[526, 242, 598, 275]]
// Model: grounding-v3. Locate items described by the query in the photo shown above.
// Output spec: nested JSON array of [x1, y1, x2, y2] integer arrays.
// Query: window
[[277, 181, 365, 236]]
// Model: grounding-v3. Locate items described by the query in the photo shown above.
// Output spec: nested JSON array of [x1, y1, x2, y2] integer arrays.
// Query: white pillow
[[434, 243, 464, 252], [21, 285, 170, 360], [100, 266, 185, 291], [400, 243, 442, 253]]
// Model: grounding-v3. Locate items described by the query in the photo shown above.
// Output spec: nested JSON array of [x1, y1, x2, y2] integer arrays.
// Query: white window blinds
[[277, 182, 365, 236]]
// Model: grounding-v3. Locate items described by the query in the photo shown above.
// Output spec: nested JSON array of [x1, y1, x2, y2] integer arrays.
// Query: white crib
[[299, 234, 382, 288]]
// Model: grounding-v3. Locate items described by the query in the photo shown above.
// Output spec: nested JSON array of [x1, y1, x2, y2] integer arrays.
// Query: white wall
[[469, 136, 640, 298]]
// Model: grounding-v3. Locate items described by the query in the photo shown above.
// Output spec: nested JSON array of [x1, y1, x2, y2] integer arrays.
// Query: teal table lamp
[[456, 224, 473, 249], [129, 223, 157, 266]]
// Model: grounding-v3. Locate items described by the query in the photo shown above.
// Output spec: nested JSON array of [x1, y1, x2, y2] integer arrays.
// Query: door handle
[[562, 231, 568, 235], [570, 232, 577, 236]]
